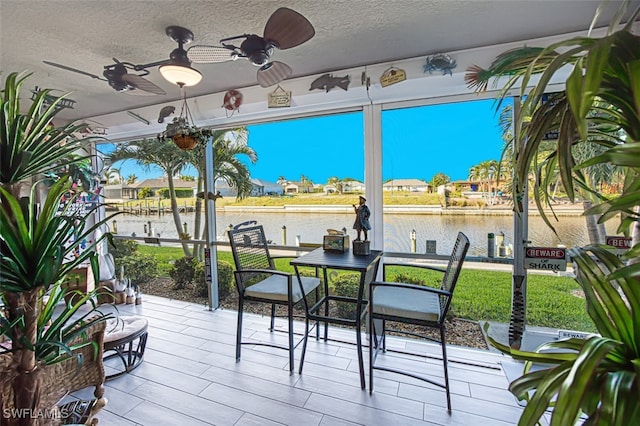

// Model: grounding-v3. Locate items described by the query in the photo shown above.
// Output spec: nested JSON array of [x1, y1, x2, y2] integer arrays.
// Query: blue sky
[[246, 98, 510, 183], [104, 98, 510, 184]]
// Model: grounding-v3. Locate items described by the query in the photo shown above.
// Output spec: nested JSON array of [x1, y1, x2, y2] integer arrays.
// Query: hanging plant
[[158, 89, 214, 151], [163, 117, 202, 150]]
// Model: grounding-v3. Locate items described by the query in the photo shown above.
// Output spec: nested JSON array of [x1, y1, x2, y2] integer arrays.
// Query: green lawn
[[137, 244, 594, 333], [219, 192, 444, 206], [138, 245, 186, 276], [118, 191, 445, 209]]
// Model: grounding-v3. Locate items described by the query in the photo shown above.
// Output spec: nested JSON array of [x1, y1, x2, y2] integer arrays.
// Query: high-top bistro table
[[291, 247, 382, 389]]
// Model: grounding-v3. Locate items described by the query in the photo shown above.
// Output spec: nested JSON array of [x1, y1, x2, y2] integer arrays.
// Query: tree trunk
[[583, 201, 602, 244], [167, 178, 191, 257], [597, 222, 607, 244], [4, 289, 42, 426], [192, 176, 204, 260]]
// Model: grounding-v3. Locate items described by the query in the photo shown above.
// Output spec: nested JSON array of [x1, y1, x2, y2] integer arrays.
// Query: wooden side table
[[103, 317, 148, 380]]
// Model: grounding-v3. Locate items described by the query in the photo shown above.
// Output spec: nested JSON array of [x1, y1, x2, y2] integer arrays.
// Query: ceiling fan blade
[[257, 61, 292, 87], [263, 8, 315, 50], [122, 74, 166, 95], [188, 45, 236, 63], [43, 61, 106, 80]]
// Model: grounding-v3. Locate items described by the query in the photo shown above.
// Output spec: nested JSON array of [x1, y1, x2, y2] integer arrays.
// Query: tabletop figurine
[[352, 196, 371, 241]]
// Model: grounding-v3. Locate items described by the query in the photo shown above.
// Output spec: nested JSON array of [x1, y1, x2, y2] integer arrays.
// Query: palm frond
[[464, 47, 552, 93]]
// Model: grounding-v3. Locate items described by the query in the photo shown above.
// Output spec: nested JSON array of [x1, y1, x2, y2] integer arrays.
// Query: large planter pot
[[0, 321, 107, 426]]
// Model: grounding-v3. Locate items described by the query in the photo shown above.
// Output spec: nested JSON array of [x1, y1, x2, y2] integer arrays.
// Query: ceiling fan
[[43, 59, 166, 95], [131, 25, 204, 88], [187, 7, 315, 87], [43, 24, 203, 93]]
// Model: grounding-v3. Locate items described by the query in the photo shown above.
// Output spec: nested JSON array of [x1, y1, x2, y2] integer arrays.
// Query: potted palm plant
[[465, 2, 639, 424], [1, 72, 115, 425]]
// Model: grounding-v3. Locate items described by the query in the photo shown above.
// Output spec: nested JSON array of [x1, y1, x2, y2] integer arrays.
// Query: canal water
[[113, 210, 618, 256]]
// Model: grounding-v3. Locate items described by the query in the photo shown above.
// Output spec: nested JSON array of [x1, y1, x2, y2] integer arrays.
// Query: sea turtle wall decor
[[423, 54, 457, 76]]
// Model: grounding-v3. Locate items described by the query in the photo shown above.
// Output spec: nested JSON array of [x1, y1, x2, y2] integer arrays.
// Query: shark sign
[[524, 247, 567, 271]]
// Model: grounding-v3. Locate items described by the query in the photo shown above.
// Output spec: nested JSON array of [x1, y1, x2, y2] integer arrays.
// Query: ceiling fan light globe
[[159, 64, 202, 87]]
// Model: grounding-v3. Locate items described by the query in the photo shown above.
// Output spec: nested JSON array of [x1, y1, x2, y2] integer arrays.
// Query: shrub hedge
[[135, 245, 595, 332]]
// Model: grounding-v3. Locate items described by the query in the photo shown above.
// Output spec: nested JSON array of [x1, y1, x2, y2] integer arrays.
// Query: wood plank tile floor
[[76, 295, 530, 425]]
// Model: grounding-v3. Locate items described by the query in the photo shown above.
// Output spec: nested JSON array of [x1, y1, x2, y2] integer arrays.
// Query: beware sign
[[525, 247, 567, 271], [606, 236, 631, 249], [606, 235, 632, 256], [204, 248, 212, 282], [558, 329, 595, 340]]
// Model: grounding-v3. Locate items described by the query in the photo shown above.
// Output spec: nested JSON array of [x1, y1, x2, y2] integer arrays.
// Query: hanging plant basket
[[161, 117, 205, 151], [172, 133, 199, 150], [158, 90, 214, 151]]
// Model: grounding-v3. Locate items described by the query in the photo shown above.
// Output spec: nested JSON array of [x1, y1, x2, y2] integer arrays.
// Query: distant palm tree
[[573, 140, 625, 244], [104, 167, 121, 184], [110, 138, 193, 255], [125, 174, 138, 184], [498, 103, 613, 244], [469, 160, 497, 191], [277, 176, 288, 192], [327, 176, 343, 194], [188, 128, 255, 257], [299, 174, 313, 193]]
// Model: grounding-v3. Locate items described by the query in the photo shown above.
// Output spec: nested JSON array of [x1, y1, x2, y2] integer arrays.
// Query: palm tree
[[465, 3, 640, 423], [299, 174, 312, 193], [498, 103, 608, 243], [327, 176, 344, 194], [188, 128, 255, 257], [573, 140, 624, 243], [468, 160, 499, 203], [104, 167, 121, 184], [110, 138, 193, 255], [125, 173, 138, 184], [466, 15, 640, 235], [277, 176, 288, 193]]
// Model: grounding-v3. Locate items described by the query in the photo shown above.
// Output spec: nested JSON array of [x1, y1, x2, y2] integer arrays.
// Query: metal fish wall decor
[[309, 74, 350, 92]]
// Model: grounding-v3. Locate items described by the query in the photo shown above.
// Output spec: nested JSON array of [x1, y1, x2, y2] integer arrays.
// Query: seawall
[[219, 204, 585, 216]]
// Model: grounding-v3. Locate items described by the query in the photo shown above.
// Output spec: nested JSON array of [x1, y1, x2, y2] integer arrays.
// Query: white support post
[[363, 103, 384, 337], [204, 136, 219, 310], [510, 96, 528, 349], [363, 103, 383, 251]]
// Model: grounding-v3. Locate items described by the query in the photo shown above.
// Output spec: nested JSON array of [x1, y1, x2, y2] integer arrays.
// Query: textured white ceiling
[[1, 0, 638, 123]]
